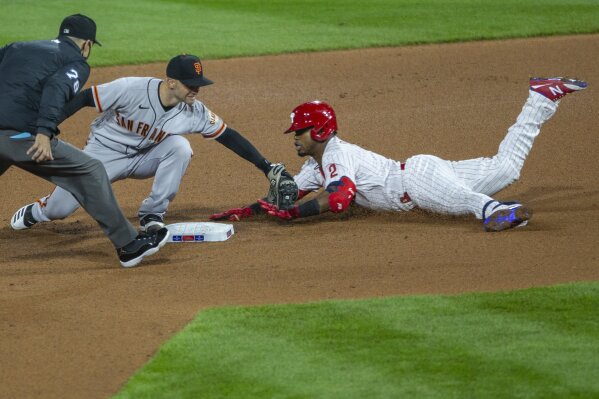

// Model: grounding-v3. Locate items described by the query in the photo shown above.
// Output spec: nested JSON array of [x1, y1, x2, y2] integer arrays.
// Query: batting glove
[[258, 199, 299, 220], [209, 207, 254, 221]]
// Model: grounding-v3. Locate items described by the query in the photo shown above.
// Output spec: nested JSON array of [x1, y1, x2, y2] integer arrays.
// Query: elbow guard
[[326, 176, 356, 213]]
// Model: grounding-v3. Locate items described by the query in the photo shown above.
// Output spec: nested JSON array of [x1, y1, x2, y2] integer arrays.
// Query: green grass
[[115, 282, 599, 399], [1, 0, 599, 66]]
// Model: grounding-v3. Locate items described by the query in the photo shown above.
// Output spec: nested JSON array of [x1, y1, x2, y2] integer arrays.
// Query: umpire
[[0, 14, 168, 267]]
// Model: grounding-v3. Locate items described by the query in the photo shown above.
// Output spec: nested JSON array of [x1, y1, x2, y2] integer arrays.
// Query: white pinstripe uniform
[[32, 77, 227, 222], [295, 137, 414, 212], [294, 91, 557, 219]]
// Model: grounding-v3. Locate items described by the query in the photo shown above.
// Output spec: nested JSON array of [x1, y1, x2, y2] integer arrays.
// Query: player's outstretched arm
[[215, 127, 274, 174], [258, 176, 356, 221], [211, 189, 312, 221], [215, 128, 297, 197], [209, 202, 263, 221], [258, 190, 329, 220]]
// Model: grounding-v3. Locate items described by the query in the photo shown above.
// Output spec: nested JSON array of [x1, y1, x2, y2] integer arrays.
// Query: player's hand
[[27, 134, 54, 163], [258, 199, 299, 220], [209, 207, 254, 221]]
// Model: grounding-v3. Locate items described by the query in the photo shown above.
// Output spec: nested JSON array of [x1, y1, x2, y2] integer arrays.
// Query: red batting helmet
[[284, 101, 338, 142]]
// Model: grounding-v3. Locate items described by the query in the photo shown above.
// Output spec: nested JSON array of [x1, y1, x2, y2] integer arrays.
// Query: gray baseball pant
[[32, 134, 193, 223]]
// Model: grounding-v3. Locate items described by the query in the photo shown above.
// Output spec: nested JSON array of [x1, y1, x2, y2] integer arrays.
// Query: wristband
[[297, 199, 320, 218], [249, 202, 263, 214]]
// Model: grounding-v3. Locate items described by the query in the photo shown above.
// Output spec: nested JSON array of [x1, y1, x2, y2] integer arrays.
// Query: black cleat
[[117, 227, 169, 267]]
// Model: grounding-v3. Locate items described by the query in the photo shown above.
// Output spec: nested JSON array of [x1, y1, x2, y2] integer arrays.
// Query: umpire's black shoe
[[117, 227, 170, 268]]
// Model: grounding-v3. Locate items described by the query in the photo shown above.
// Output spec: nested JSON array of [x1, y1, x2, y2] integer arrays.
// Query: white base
[[166, 222, 234, 243]]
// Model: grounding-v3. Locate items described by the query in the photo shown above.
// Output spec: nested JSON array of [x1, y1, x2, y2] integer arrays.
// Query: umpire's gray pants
[[0, 130, 137, 248]]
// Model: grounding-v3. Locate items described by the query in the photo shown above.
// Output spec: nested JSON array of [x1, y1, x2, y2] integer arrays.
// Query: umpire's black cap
[[59, 14, 101, 46], [166, 54, 213, 88]]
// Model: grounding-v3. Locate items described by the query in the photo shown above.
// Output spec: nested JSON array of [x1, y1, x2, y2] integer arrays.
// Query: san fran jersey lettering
[[90, 77, 226, 149], [294, 137, 413, 212]]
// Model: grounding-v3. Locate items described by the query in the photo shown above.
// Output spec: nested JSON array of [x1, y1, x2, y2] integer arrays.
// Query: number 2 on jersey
[[328, 164, 338, 178]]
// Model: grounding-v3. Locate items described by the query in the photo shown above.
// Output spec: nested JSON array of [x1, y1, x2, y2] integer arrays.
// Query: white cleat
[[10, 203, 38, 230]]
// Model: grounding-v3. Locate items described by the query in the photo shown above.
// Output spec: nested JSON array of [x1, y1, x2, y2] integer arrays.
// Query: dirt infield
[[1, 35, 598, 398]]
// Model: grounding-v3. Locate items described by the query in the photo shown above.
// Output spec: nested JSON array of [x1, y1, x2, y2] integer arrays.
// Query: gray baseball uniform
[[30, 77, 226, 223]]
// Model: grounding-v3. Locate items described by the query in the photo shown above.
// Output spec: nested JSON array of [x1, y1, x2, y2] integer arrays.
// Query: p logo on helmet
[[284, 101, 338, 142]]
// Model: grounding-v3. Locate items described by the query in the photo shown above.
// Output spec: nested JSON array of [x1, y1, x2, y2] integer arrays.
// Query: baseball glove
[[266, 163, 299, 210]]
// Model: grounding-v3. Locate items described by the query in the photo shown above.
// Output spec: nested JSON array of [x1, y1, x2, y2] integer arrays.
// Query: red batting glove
[[209, 207, 254, 221], [257, 199, 300, 220]]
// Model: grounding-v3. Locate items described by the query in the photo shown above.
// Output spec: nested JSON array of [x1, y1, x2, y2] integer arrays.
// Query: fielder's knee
[[169, 136, 193, 160]]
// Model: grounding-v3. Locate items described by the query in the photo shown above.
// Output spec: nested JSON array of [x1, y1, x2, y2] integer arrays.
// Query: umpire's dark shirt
[[0, 36, 90, 137]]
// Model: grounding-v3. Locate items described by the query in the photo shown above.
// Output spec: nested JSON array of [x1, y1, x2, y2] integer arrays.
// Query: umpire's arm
[[36, 61, 90, 138], [27, 62, 90, 162]]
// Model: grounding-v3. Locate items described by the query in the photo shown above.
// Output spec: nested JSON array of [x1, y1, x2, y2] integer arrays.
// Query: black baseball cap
[[166, 54, 213, 88], [59, 14, 101, 46]]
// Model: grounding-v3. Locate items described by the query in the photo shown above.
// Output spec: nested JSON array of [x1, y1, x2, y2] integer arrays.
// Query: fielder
[[211, 77, 587, 231], [11, 54, 294, 233]]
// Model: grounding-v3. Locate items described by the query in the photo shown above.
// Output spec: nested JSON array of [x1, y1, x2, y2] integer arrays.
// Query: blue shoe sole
[[484, 206, 532, 232]]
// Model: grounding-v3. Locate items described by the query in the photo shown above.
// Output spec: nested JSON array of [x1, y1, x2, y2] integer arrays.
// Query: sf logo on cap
[[289, 112, 295, 123], [193, 62, 202, 75]]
